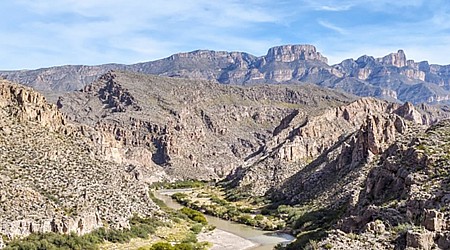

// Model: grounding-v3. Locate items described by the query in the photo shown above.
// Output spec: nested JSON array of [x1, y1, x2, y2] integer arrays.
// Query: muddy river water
[[155, 189, 295, 250]]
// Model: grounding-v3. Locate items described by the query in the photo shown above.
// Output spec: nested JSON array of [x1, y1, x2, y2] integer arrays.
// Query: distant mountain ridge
[[2, 44, 450, 104]]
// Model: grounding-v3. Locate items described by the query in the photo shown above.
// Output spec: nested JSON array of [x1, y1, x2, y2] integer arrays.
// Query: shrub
[[180, 207, 208, 225], [181, 233, 198, 244], [4, 232, 98, 250], [165, 180, 206, 189], [104, 229, 131, 243], [150, 242, 174, 250], [174, 243, 194, 250], [324, 243, 333, 249], [238, 214, 256, 226], [172, 193, 189, 205], [190, 224, 204, 234], [254, 214, 264, 221], [210, 196, 228, 206], [4, 215, 165, 250]]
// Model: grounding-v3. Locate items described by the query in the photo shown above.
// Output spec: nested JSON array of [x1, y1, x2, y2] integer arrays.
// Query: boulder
[[422, 209, 445, 232], [406, 230, 434, 250]]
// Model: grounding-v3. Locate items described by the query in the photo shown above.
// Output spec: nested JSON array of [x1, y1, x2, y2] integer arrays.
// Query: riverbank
[[198, 229, 257, 250], [154, 189, 295, 250]]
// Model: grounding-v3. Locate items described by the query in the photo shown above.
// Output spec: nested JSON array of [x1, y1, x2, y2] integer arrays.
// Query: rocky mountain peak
[[0, 79, 65, 131], [355, 55, 376, 67], [5, 45, 450, 105], [394, 101, 423, 123], [377, 49, 407, 67], [81, 72, 141, 112], [265, 44, 328, 64], [170, 49, 229, 59]]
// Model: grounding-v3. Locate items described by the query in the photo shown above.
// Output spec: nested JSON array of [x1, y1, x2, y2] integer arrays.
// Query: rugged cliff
[[311, 120, 450, 249], [57, 71, 355, 180], [3, 66, 450, 249], [225, 98, 430, 196], [332, 50, 450, 104], [3, 44, 450, 105], [0, 80, 158, 239]]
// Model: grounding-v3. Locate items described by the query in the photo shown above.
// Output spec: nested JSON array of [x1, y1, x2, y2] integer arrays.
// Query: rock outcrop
[[0, 79, 158, 239], [265, 45, 328, 64], [0, 80, 65, 130], [225, 98, 428, 196], [377, 50, 407, 67], [57, 71, 355, 180], [3, 67, 450, 249], [309, 120, 450, 249]]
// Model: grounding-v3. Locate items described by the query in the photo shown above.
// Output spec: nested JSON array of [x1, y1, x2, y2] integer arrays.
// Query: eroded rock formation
[[0, 80, 158, 239], [57, 71, 355, 180], [4, 45, 450, 104]]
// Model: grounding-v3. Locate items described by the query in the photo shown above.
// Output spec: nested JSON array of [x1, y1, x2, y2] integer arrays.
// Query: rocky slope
[[225, 98, 427, 196], [332, 50, 450, 104], [4, 66, 450, 249], [56, 71, 355, 180], [3, 45, 450, 105], [0, 79, 158, 239], [218, 89, 450, 249], [311, 119, 450, 249]]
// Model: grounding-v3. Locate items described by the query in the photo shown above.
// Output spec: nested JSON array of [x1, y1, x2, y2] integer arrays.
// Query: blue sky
[[1, 0, 450, 69]]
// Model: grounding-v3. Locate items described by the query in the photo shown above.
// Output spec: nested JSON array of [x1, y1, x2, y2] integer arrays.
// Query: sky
[[1, 0, 450, 70]]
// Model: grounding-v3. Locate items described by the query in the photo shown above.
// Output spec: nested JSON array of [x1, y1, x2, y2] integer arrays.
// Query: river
[[155, 189, 295, 250]]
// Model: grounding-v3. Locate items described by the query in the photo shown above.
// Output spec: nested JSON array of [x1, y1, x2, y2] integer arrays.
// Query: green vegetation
[[4, 232, 99, 250], [272, 204, 347, 250], [170, 187, 284, 230], [4, 215, 167, 250], [237, 214, 257, 227], [146, 242, 173, 250], [190, 224, 204, 234], [148, 191, 169, 211], [392, 223, 413, 234], [210, 195, 228, 206], [179, 207, 207, 225], [324, 242, 333, 249], [138, 241, 210, 250], [151, 180, 207, 189]]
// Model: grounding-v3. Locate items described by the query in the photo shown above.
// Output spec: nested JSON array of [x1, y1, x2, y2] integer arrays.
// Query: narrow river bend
[[155, 189, 295, 250]]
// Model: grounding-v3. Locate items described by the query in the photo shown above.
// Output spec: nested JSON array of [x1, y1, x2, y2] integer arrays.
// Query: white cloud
[[1, 0, 450, 69], [318, 5, 353, 11], [317, 20, 348, 35], [0, 0, 286, 69]]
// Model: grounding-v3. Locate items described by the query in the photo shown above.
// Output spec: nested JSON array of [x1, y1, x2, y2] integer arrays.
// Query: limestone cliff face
[[6, 45, 450, 104], [0, 44, 336, 94], [265, 45, 328, 64], [335, 50, 450, 104], [57, 71, 355, 181], [226, 98, 411, 196], [376, 50, 407, 67], [0, 80, 65, 130], [278, 112, 411, 208], [0, 79, 158, 239], [320, 120, 450, 249]]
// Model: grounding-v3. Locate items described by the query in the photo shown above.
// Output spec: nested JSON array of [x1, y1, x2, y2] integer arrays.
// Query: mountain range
[[2, 45, 450, 249], [2, 44, 450, 104]]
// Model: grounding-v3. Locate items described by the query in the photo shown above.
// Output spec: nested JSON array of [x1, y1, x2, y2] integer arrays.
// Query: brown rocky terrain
[[3, 65, 450, 250], [56, 71, 355, 180], [0, 79, 158, 239], [225, 98, 448, 196], [3, 44, 450, 105], [218, 87, 450, 249], [310, 119, 450, 249]]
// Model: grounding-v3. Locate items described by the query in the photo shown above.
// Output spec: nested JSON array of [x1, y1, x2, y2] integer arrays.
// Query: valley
[[2, 44, 450, 250]]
